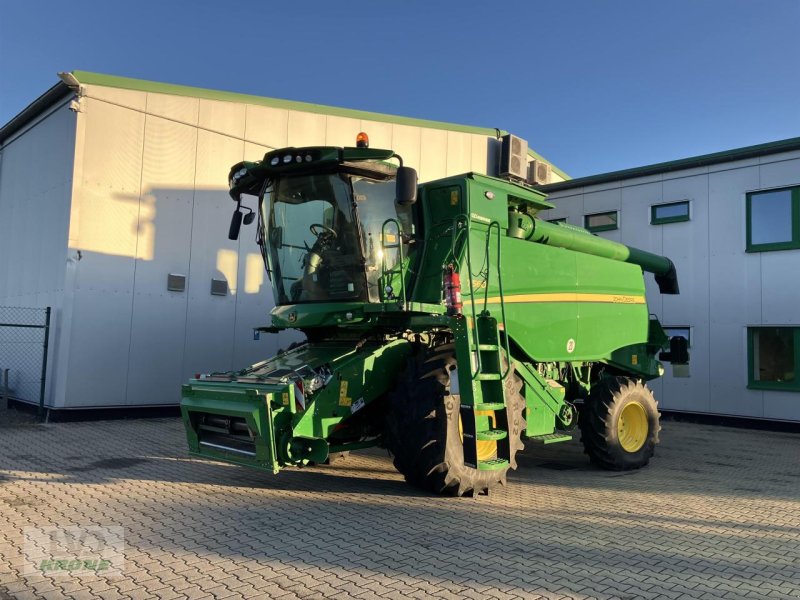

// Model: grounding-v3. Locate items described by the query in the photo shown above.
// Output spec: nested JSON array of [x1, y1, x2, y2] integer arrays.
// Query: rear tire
[[385, 344, 525, 496], [579, 376, 660, 470]]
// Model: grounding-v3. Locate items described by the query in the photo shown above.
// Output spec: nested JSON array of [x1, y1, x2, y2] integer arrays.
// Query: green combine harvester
[[180, 133, 689, 496]]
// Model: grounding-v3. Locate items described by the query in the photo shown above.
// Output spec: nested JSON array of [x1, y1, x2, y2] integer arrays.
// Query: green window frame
[[747, 327, 800, 392], [746, 186, 800, 252], [584, 211, 618, 233], [651, 201, 690, 225]]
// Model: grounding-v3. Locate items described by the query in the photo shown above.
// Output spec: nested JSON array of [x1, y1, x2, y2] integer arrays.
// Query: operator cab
[[227, 137, 418, 306]]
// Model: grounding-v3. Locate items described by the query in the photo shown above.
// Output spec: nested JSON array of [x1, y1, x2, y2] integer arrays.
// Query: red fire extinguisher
[[444, 264, 463, 316]]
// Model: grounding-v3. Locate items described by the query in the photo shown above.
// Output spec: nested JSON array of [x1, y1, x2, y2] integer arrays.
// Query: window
[[748, 327, 800, 391], [746, 186, 800, 252], [547, 217, 567, 224], [664, 327, 691, 347], [584, 211, 618, 233], [651, 201, 690, 225]]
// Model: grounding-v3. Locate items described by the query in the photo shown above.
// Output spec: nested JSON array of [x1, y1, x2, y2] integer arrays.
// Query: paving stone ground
[[0, 416, 798, 600]]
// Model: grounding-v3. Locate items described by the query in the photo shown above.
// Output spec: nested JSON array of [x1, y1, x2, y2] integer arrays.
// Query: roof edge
[[70, 71, 570, 179], [70, 70, 502, 135], [0, 81, 72, 145], [538, 135, 800, 193]]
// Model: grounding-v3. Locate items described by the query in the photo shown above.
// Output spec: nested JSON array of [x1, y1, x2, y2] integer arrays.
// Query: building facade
[[0, 71, 564, 410], [540, 139, 800, 423]]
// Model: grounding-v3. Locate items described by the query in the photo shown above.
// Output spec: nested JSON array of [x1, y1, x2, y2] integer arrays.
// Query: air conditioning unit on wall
[[528, 159, 552, 185], [499, 134, 528, 181]]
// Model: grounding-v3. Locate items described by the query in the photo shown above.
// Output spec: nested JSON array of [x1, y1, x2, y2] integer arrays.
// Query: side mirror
[[659, 335, 689, 364], [228, 210, 243, 241], [396, 166, 418, 205], [243, 211, 256, 225]]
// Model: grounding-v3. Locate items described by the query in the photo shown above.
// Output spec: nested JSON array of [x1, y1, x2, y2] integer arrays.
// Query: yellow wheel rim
[[617, 402, 648, 453], [459, 410, 497, 461]]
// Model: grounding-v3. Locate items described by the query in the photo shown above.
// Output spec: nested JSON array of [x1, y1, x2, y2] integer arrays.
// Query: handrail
[[448, 215, 483, 379], [487, 220, 511, 380], [448, 215, 511, 381]]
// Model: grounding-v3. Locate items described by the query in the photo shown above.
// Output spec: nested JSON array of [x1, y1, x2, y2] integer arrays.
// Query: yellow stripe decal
[[485, 293, 646, 305]]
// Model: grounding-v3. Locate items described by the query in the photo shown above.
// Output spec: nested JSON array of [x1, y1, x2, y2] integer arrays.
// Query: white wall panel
[[359, 120, 392, 150], [661, 176, 709, 325], [708, 166, 761, 327], [391, 124, 421, 171], [764, 393, 800, 420], [77, 97, 145, 197], [325, 115, 361, 147], [445, 131, 472, 175], [661, 166, 708, 181], [540, 191, 582, 224], [245, 104, 289, 150], [758, 157, 800, 189], [198, 99, 245, 139], [419, 128, 447, 183], [287, 111, 326, 147], [183, 130, 244, 378], [707, 157, 759, 173], [145, 92, 199, 126], [660, 176, 710, 414], [244, 104, 289, 150], [83, 85, 146, 113], [622, 174, 662, 188], [760, 252, 800, 324], [65, 95, 148, 407], [126, 116, 197, 406], [470, 134, 489, 174], [241, 142, 273, 172], [708, 324, 762, 418], [63, 286, 134, 407], [582, 186, 621, 214]]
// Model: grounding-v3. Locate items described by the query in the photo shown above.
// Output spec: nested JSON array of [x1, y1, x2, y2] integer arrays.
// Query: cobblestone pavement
[[0, 406, 39, 428], [0, 418, 798, 600]]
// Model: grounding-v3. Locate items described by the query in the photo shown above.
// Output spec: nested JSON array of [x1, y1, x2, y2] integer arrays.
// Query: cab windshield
[[262, 172, 412, 305]]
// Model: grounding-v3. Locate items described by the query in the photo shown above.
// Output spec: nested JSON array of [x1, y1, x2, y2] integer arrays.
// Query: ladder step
[[476, 373, 502, 381], [476, 344, 499, 351], [477, 458, 509, 471], [528, 433, 572, 445], [477, 429, 507, 441], [472, 402, 505, 411]]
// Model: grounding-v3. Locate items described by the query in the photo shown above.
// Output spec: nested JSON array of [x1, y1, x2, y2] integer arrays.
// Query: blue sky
[[1, 0, 798, 177]]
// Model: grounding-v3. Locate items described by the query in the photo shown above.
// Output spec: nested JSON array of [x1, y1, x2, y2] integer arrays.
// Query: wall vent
[[499, 134, 528, 181], [210, 279, 228, 296], [167, 273, 186, 292]]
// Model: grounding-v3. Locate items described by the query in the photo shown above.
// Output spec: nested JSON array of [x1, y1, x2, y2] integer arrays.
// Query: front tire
[[579, 376, 660, 470], [385, 344, 525, 496]]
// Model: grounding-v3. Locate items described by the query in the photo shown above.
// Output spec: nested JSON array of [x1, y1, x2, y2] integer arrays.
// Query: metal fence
[[0, 306, 51, 419]]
